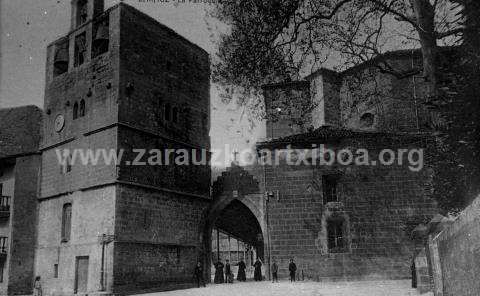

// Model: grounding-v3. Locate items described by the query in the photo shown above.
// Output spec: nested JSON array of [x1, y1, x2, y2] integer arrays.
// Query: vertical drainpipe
[[412, 49, 420, 131], [262, 156, 272, 281]]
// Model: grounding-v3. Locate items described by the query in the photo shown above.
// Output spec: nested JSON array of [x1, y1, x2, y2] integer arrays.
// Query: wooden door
[[75, 256, 89, 293]]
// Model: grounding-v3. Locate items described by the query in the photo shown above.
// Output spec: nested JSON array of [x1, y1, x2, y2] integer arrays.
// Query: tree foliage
[[210, 0, 480, 213]]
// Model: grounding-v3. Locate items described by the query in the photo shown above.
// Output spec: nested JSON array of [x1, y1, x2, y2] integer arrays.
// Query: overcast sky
[[0, 0, 264, 164]]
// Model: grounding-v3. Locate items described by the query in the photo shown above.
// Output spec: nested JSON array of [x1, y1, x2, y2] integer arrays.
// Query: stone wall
[[35, 186, 116, 296], [118, 4, 210, 150], [112, 184, 210, 293], [339, 55, 432, 132], [433, 195, 480, 296], [261, 136, 437, 280]]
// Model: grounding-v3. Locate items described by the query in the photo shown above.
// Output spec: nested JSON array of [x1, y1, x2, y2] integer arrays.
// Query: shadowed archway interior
[[213, 199, 264, 261]]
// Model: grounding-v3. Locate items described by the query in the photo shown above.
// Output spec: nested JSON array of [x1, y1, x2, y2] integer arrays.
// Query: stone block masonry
[[36, 1, 211, 295], [432, 195, 480, 296]]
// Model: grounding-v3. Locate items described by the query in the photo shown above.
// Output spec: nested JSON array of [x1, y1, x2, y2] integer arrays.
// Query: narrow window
[[327, 219, 345, 253], [165, 104, 171, 121], [79, 100, 86, 117], [172, 107, 178, 123], [76, 0, 88, 27], [0, 264, 3, 283], [61, 203, 72, 242], [73, 102, 79, 119], [0, 237, 7, 254], [74, 32, 87, 67], [61, 154, 72, 174], [54, 264, 59, 278], [322, 175, 338, 203], [66, 155, 72, 173]]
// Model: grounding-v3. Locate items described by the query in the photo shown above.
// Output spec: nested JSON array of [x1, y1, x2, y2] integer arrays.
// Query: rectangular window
[[54, 264, 59, 278], [61, 204, 72, 242], [74, 33, 87, 67], [327, 220, 345, 253], [0, 237, 7, 254], [322, 175, 338, 203], [0, 264, 3, 283]]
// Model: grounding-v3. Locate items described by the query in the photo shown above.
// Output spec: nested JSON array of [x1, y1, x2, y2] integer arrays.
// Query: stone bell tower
[[37, 0, 211, 294]]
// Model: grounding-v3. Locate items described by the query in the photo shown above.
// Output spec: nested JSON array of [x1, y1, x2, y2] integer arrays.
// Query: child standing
[[33, 276, 42, 296]]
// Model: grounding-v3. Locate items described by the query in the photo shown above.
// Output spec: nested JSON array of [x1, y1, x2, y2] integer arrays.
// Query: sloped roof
[[0, 105, 43, 159], [256, 125, 429, 149]]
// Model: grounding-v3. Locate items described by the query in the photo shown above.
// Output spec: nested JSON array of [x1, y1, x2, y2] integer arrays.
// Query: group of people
[[213, 258, 253, 283], [271, 258, 297, 283], [194, 258, 298, 287]]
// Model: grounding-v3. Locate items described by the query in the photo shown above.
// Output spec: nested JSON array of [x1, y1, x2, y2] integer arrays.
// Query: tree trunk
[[411, 0, 437, 98], [411, 0, 441, 129]]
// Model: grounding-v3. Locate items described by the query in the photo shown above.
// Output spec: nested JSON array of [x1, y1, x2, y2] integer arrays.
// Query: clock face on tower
[[54, 114, 65, 132]]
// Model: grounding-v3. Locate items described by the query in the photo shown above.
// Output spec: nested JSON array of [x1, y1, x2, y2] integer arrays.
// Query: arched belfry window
[[73, 102, 79, 120], [79, 100, 85, 117], [61, 203, 72, 242]]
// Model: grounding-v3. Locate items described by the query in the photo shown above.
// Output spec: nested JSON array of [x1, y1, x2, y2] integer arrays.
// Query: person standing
[[236, 259, 247, 282], [214, 261, 225, 284], [288, 259, 297, 282], [271, 259, 279, 283], [33, 276, 42, 296], [225, 259, 233, 283], [194, 261, 206, 288], [253, 258, 263, 281]]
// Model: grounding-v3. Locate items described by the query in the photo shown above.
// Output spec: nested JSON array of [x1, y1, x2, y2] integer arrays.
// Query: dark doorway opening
[[209, 199, 264, 282]]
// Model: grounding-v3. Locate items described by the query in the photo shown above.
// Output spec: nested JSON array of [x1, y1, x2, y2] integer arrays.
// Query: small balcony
[[0, 196, 11, 220], [0, 237, 7, 261]]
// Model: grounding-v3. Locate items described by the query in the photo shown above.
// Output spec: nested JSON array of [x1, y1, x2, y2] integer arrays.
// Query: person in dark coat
[[194, 261, 206, 288], [225, 260, 233, 283], [288, 258, 297, 282], [271, 258, 279, 283], [236, 259, 247, 282], [214, 261, 224, 284], [253, 258, 263, 281]]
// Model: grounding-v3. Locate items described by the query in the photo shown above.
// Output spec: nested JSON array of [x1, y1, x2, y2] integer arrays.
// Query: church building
[[36, 1, 210, 294]]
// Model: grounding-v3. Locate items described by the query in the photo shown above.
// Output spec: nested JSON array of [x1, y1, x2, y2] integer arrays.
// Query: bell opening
[[92, 19, 109, 58], [53, 40, 69, 77]]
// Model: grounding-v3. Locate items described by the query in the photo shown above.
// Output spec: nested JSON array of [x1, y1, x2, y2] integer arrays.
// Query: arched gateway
[[203, 164, 268, 282]]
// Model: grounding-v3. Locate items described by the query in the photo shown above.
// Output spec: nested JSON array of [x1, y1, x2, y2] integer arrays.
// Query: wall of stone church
[[43, 6, 121, 150], [112, 184, 209, 293], [116, 127, 210, 198], [339, 54, 432, 133], [263, 138, 437, 280], [433, 195, 480, 296], [117, 4, 210, 150], [40, 129, 118, 199], [35, 186, 116, 296]]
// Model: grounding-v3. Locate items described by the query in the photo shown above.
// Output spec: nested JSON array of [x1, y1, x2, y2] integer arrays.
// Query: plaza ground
[[137, 280, 432, 296]]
